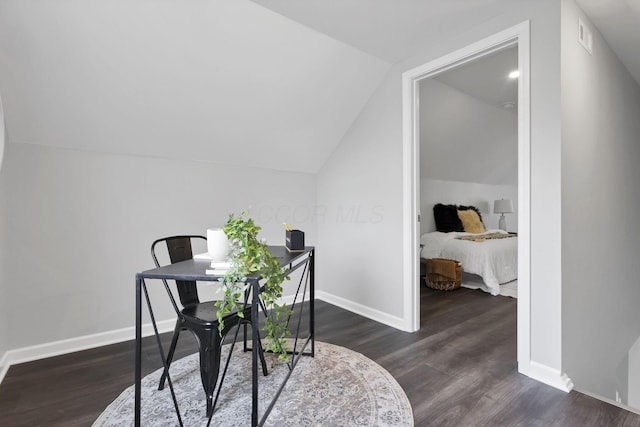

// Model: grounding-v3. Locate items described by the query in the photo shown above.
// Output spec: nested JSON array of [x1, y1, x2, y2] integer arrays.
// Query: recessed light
[[508, 70, 520, 79]]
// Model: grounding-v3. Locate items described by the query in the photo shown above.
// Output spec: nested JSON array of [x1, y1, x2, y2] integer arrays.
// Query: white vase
[[207, 228, 229, 262]]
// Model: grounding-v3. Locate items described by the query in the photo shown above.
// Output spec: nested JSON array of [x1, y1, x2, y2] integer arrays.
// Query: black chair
[[151, 235, 267, 417]]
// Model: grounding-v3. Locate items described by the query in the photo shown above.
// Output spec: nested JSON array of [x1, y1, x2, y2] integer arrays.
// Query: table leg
[[251, 278, 259, 427], [135, 276, 142, 427], [310, 249, 315, 357]]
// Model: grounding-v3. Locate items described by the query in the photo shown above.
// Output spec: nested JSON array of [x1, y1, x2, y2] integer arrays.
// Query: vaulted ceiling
[[0, 0, 390, 173], [251, 0, 510, 63], [1, 0, 638, 177], [255, 0, 640, 85]]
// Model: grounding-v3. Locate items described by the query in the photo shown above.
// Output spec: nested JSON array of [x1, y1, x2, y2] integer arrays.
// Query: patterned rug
[[93, 341, 413, 426]]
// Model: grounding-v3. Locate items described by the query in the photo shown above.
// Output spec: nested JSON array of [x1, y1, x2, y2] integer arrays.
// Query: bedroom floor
[[1, 289, 640, 426], [415, 284, 640, 426]]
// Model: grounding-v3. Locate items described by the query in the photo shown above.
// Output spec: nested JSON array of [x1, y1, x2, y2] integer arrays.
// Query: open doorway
[[419, 46, 518, 296], [402, 22, 531, 373]]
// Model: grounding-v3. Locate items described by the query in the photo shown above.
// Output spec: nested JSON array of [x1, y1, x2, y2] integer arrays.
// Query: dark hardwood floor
[[1, 286, 639, 426]]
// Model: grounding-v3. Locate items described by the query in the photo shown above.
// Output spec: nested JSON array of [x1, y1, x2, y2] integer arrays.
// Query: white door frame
[[402, 21, 531, 371]]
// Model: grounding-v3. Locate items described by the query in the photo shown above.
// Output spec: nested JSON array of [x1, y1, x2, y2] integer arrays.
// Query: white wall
[[420, 179, 518, 234], [0, 142, 316, 357], [418, 76, 518, 236], [318, 0, 564, 379], [561, 0, 640, 405], [629, 339, 640, 408], [316, 74, 404, 326], [420, 78, 518, 186], [0, 95, 6, 376], [0, 143, 7, 378]]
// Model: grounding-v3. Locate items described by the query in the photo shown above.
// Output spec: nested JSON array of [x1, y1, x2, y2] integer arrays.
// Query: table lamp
[[494, 199, 513, 231]]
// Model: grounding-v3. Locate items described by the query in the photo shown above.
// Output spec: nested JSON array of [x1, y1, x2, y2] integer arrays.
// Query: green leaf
[[215, 211, 292, 362]]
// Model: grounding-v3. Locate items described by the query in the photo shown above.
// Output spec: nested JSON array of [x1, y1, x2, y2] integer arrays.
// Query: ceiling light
[[508, 70, 520, 79]]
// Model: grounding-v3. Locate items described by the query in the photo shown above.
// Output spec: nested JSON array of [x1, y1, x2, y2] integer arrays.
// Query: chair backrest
[[151, 235, 206, 307]]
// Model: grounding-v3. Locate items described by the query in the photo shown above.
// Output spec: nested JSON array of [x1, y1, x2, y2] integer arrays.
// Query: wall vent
[[578, 18, 593, 55]]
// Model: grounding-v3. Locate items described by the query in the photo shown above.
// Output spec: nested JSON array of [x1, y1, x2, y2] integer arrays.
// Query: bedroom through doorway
[[402, 22, 531, 370], [418, 46, 519, 299]]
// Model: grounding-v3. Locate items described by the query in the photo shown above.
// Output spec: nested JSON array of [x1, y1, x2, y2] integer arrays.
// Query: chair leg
[[158, 320, 182, 391], [192, 328, 224, 418]]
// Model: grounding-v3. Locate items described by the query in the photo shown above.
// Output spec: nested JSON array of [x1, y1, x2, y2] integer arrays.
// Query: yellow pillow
[[457, 209, 486, 234]]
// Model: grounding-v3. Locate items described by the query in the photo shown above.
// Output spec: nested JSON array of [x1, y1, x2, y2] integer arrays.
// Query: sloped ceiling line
[[0, 0, 390, 174]]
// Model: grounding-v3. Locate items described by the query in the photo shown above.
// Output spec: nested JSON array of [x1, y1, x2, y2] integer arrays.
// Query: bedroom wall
[[317, 0, 565, 382], [420, 178, 518, 235], [418, 77, 518, 236], [561, 0, 640, 408], [419, 78, 518, 187], [0, 142, 316, 363]]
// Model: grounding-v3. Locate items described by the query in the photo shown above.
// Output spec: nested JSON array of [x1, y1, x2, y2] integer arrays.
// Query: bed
[[421, 203, 518, 297]]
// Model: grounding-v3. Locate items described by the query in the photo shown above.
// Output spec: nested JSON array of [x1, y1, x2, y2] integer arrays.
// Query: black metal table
[[135, 245, 315, 426]]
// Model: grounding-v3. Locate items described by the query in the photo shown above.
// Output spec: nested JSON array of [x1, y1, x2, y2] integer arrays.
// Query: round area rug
[[93, 341, 413, 426]]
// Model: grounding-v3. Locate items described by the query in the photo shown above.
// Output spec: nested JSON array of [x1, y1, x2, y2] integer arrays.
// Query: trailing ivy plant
[[215, 212, 293, 360]]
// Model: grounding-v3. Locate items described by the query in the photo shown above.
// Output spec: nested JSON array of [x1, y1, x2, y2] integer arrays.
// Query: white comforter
[[420, 230, 517, 296]]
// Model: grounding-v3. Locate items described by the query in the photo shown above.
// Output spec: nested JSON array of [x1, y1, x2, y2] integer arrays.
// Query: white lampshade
[[494, 199, 513, 214], [494, 199, 513, 231]]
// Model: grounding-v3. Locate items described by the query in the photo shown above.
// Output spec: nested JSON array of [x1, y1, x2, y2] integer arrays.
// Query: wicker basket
[[424, 258, 462, 291]]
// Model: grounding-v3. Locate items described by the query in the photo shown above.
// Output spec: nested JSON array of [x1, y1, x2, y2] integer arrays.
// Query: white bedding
[[420, 229, 517, 296]]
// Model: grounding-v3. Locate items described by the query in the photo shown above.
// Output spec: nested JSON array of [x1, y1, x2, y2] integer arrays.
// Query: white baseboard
[[280, 291, 310, 306], [0, 290, 392, 385], [523, 360, 574, 392], [0, 352, 9, 384], [0, 292, 311, 386], [575, 386, 640, 416], [316, 290, 405, 330], [0, 319, 175, 385]]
